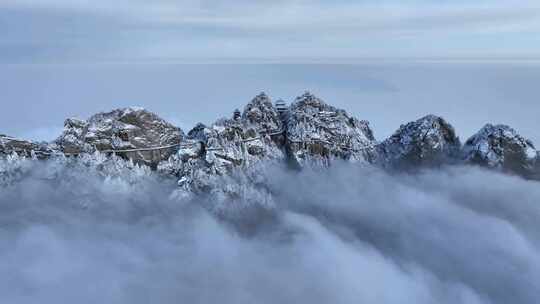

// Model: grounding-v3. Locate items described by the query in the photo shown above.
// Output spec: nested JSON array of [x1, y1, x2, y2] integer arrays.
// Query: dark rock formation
[[463, 124, 538, 178], [377, 115, 461, 169]]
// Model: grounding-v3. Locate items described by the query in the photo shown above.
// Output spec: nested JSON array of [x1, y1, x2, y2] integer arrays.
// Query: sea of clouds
[[1, 157, 539, 304]]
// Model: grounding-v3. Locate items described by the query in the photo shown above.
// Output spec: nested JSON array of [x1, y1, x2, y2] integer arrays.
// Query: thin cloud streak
[[1, 1, 540, 62]]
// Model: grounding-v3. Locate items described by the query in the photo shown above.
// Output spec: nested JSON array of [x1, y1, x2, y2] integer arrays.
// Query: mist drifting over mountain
[[1, 155, 540, 304], [1, 83, 540, 303], [3, 0, 540, 302]]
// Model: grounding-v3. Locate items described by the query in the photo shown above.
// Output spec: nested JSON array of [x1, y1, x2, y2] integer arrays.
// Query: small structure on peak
[[275, 99, 289, 124], [275, 100, 288, 115], [233, 108, 242, 121]]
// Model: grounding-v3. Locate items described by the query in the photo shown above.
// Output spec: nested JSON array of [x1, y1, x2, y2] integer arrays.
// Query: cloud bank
[[1, 157, 539, 303]]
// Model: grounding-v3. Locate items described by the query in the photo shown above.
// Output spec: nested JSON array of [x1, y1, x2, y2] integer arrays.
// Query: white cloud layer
[[1, 158, 540, 303]]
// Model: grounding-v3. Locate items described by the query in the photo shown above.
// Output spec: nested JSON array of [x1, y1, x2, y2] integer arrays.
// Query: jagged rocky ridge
[[1, 92, 539, 205]]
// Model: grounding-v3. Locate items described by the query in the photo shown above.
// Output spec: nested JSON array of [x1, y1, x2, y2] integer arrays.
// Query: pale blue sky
[[1, 0, 540, 63]]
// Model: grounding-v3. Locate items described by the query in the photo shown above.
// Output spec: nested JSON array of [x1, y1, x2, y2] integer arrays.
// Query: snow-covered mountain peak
[[242, 92, 282, 132], [291, 91, 330, 113], [377, 114, 461, 169], [286, 93, 377, 167], [463, 123, 537, 177], [56, 107, 183, 167]]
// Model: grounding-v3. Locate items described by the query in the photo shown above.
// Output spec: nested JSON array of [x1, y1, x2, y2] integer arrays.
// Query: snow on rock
[[56, 107, 184, 167], [160, 93, 285, 210], [285, 92, 377, 167], [377, 115, 461, 169], [3, 91, 540, 212], [243, 92, 283, 132], [463, 124, 538, 178], [0, 134, 54, 159]]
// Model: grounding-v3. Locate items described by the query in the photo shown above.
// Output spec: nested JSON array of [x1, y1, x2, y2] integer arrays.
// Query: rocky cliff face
[[377, 115, 461, 169], [56, 107, 183, 167], [159, 93, 286, 211], [0, 134, 53, 159], [463, 124, 538, 178], [1, 92, 539, 205], [157, 92, 381, 208], [285, 92, 377, 168]]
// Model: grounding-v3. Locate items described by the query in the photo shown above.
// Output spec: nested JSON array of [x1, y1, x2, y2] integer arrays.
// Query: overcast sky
[[1, 63, 539, 146], [1, 1, 539, 145], [2, 0, 540, 63]]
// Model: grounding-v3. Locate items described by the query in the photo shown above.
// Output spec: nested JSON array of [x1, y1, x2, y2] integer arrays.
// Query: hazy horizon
[[1, 62, 539, 146]]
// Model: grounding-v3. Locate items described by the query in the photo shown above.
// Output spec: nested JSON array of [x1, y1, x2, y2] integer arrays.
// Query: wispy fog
[[1, 159, 539, 304]]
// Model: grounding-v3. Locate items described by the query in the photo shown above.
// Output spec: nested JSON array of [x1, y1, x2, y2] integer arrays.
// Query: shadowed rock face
[[285, 92, 377, 168], [463, 124, 538, 178], [56, 107, 184, 167], [377, 115, 461, 170]]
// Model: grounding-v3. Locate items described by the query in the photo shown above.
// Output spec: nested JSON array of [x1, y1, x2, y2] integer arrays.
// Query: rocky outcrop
[[160, 93, 286, 210], [56, 107, 183, 167], [285, 92, 377, 168], [159, 92, 383, 207], [0, 134, 53, 159], [377, 115, 461, 169], [463, 124, 538, 178]]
